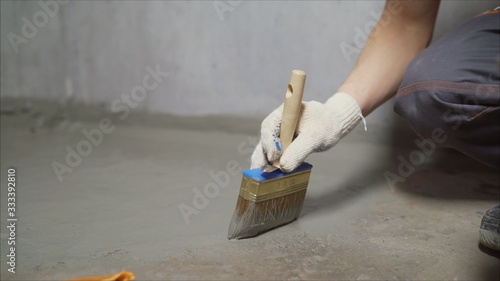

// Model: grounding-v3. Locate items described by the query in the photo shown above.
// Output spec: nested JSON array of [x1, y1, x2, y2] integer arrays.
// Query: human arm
[[339, 0, 441, 116], [251, 0, 441, 172]]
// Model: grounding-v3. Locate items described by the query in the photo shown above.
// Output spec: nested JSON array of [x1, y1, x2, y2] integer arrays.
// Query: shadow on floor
[[393, 148, 500, 201], [300, 165, 386, 218], [478, 243, 500, 259], [302, 113, 499, 218], [385, 112, 499, 201]]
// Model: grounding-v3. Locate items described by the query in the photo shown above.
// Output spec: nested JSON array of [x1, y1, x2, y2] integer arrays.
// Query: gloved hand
[[251, 92, 365, 172]]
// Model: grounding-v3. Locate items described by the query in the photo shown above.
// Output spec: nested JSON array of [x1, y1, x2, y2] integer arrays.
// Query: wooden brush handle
[[273, 70, 306, 168]]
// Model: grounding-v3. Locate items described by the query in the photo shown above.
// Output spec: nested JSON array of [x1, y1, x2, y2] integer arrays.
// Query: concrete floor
[[0, 102, 499, 280]]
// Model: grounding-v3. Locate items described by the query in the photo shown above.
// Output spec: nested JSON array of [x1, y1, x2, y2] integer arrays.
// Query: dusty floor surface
[[0, 103, 499, 280]]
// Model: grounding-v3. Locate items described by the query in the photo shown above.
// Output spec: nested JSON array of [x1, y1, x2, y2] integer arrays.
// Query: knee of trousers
[[394, 61, 500, 166], [393, 85, 451, 142]]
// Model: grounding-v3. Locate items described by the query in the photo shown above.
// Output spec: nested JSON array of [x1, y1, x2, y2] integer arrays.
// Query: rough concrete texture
[[0, 104, 499, 280]]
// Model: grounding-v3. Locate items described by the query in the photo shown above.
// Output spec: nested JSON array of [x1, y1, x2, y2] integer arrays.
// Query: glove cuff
[[325, 92, 364, 137]]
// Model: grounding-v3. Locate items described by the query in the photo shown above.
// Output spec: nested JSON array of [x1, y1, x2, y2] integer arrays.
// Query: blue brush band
[[242, 162, 313, 182]]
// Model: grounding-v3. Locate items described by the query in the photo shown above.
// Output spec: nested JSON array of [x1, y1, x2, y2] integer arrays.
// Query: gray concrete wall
[[1, 0, 498, 120]]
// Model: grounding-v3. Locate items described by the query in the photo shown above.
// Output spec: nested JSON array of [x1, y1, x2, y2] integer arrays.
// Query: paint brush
[[228, 70, 313, 239]]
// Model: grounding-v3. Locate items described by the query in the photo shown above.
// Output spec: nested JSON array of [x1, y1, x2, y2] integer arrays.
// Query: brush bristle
[[227, 189, 307, 240]]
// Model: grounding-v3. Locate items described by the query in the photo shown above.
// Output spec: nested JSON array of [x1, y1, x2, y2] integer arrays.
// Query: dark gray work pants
[[394, 8, 500, 168]]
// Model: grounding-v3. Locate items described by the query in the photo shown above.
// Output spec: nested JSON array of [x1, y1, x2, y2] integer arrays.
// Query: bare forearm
[[338, 0, 440, 116]]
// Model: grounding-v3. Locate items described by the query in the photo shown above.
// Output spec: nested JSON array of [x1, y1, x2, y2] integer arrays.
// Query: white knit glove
[[251, 92, 365, 172]]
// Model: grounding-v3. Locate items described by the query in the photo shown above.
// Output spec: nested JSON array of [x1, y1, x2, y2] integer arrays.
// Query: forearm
[[338, 0, 440, 116]]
